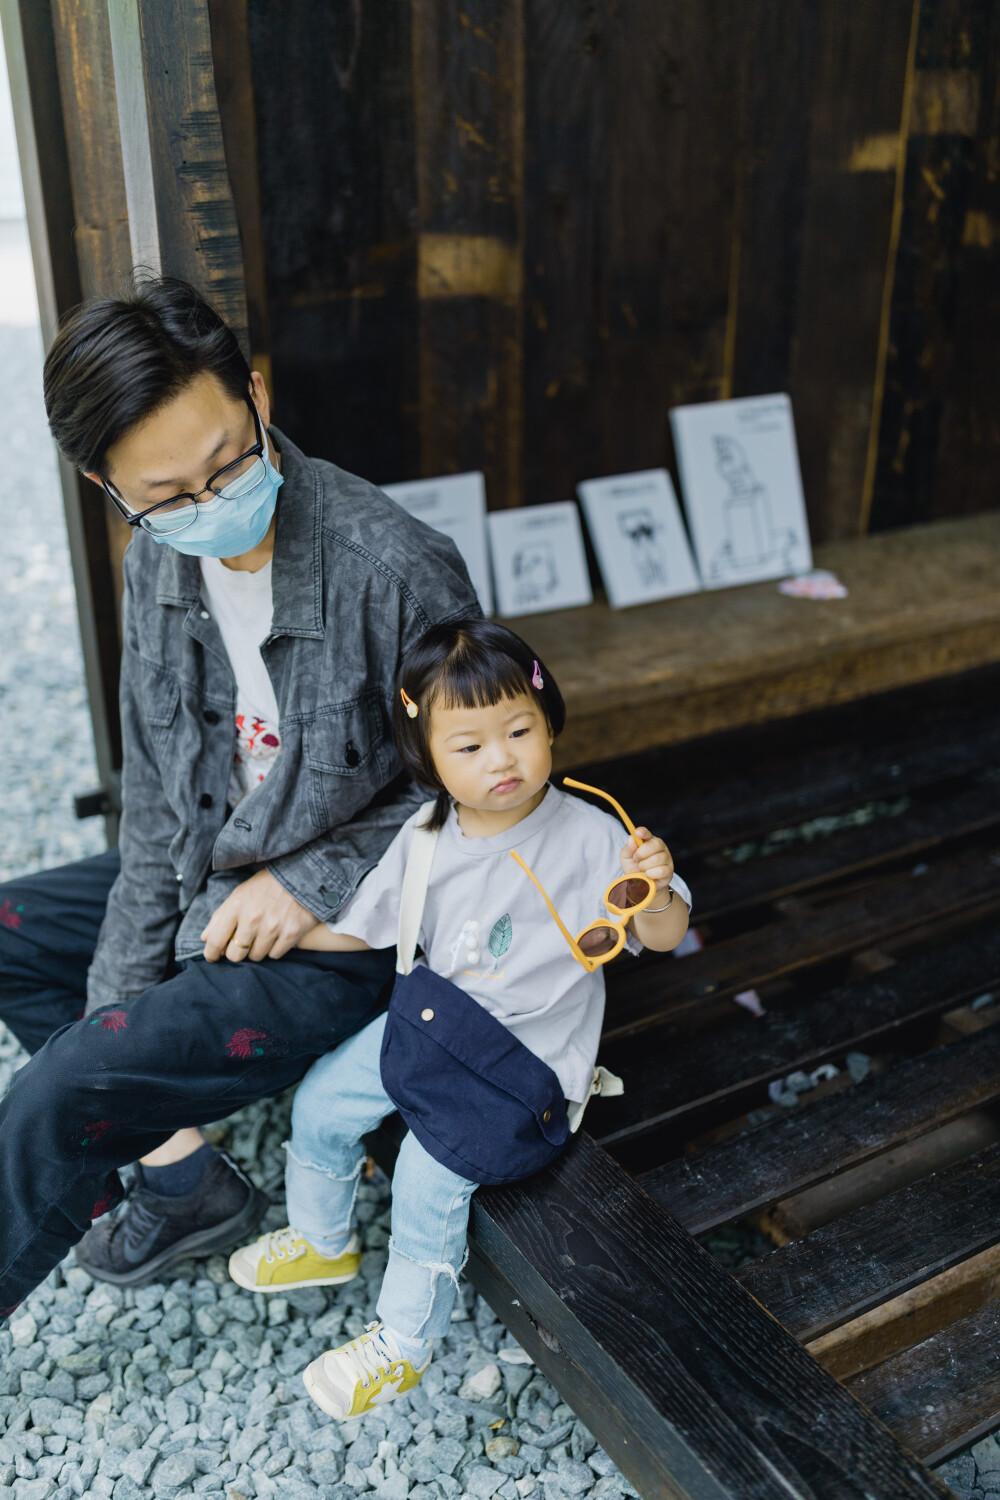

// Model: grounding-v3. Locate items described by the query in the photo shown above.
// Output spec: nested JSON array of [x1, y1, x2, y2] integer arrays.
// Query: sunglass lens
[[607, 877, 651, 912], [579, 925, 618, 958]]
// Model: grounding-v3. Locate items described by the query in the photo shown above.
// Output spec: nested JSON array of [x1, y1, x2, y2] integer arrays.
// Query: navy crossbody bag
[[378, 804, 571, 1186]]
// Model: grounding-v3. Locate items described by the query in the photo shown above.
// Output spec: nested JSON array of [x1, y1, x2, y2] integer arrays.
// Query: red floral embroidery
[[0, 900, 23, 930], [91, 1010, 128, 1033], [226, 1028, 267, 1060], [79, 1120, 113, 1147], [90, 1193, 115, 1220]]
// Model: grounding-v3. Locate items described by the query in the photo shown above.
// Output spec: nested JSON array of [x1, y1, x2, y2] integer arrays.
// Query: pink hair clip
[[532, 660, 544, 690], [400, 688, 419, 719]]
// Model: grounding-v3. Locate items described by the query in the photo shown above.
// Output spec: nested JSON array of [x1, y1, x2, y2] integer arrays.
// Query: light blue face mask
[[148, 427, 284, 558]]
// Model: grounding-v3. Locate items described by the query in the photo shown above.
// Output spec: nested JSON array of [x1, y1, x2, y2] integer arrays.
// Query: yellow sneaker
[[303, 1321, 431, 1420], [228, 1225, 361, 1292]]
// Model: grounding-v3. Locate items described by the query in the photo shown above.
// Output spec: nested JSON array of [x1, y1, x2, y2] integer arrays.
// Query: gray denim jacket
[[86, 427, 479, 1012]]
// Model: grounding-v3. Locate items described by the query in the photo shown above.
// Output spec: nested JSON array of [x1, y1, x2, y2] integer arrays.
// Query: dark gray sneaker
[[75, 1150, 269, 1287]]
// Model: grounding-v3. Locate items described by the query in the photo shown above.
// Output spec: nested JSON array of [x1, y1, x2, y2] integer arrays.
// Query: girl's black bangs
[[433, 651, 533, 711]]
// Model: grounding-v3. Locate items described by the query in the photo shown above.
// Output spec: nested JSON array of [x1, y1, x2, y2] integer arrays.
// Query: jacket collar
[[154, 425, 325, 639]]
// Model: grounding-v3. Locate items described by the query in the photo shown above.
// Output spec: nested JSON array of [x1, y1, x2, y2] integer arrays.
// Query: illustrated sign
[[487, 501, 593, 618], [577, 468, 701, 608], [669, 394, 812, 589], [381, 471, 493, 615]]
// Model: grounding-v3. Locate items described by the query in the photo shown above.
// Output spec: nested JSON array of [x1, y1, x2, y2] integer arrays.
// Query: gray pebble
[[151, 1451, 199, 1496], [464, 1467, 505, 1500], [15, 1481, 57, 1500]]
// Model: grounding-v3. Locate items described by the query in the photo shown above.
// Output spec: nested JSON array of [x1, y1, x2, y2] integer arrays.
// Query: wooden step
[[603, 843, 1000, 1041], [691, 780, 1000, 921], [847, 1299, 1000, 1464], [464, 1132, 949, 1500], [735, 1142, 1000, 1342], [594, 921, 1000, 1157], [639, 1022, 1000, 1235], [609, 699, 1000, 864]]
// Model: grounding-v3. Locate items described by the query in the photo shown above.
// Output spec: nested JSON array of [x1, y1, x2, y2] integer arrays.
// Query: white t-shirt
[[326, 784, 692, 1102], [199, 556, 281, 806]]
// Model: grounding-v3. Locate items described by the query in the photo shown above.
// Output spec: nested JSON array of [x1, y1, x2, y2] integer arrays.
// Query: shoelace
[[351, 1324, 402, 1390], [263, 1226, 307, 1264], [121, 1192, 166, 1251]]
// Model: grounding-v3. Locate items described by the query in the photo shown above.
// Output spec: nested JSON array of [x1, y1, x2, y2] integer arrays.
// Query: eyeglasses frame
[[509, 776, 657, 973], [100, 395, 265, 534]]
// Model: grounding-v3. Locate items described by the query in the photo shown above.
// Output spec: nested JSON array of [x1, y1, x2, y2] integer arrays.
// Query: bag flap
[[388, 967, 567, 1143]]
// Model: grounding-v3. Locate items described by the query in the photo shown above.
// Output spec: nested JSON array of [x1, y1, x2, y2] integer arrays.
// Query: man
[[0, 277, 478, 1313]]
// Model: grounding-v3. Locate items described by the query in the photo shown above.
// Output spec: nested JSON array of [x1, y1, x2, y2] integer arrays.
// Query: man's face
[[87, 369, 270, 517]]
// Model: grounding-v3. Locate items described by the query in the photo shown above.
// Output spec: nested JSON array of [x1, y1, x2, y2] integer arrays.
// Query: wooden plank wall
[[236, 0, 1000, 542]]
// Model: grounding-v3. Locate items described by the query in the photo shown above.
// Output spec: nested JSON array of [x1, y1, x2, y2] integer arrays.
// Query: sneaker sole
[[76, 1185, 270, 1288], [228, 1257, 360, 1293]]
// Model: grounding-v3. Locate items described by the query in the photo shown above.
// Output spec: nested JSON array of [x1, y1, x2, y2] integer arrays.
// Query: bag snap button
[[542, 1109, 551, 1123], [420, 1008, 434, 1021]]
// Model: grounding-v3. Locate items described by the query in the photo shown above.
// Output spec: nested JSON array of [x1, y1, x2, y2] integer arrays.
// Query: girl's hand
[[620, 828, 674, 894]]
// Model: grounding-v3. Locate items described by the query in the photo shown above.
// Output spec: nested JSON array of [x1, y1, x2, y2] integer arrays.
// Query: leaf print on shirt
[[489, 913, 512, 969]]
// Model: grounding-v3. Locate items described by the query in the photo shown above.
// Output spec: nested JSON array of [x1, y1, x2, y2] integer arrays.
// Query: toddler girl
[[228, 617, 690, 1419]]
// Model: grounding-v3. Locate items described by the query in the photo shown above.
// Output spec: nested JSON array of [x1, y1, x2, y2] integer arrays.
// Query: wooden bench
[[441, 655, 1000, 1499]]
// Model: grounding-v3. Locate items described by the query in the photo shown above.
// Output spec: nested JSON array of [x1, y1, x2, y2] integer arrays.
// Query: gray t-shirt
[[327, 784, 692, 1101]]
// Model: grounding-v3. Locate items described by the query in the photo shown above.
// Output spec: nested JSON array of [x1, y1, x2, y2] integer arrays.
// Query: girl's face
[[426, 690, 553, 816]]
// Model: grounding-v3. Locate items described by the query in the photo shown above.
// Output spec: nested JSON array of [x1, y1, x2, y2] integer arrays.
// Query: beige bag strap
[[396, 803, 440, 976]]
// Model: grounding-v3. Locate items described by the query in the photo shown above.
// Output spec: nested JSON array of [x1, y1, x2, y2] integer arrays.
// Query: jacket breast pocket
[[304, 693, 384, 777]]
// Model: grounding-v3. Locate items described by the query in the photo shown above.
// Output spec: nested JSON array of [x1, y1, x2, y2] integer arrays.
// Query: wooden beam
[[467, 1132, 949, 1499], [0, 0, 123, 830], [106, 0, 249, 350]]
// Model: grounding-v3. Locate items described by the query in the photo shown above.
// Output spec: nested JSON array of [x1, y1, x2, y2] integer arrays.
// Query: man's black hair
[[393, 616, 565, 831], [43, 277, 252, 476]]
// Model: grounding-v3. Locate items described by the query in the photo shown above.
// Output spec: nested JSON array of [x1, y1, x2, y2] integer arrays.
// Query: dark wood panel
[[737, 1142, 1000, 1341], [788, 1, 914, 541], [603, 843, 1000, 1042], [593, 921, 1000, 1153], [642, 1024, 1000, 1235], [869, 0, 998, 531], [246, 0, 418, 479], [412, 0, 524, 506], [849, 1299, 1000, 1464], [467, 1132, 948, 1499]]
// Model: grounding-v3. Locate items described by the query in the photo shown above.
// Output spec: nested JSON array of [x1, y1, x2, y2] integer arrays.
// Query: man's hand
[[200, 869, 319, 963], [620, 827, 674, 895]]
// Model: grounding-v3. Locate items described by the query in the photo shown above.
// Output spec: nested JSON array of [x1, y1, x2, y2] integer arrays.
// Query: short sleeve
[[324, 818, 416, 949]]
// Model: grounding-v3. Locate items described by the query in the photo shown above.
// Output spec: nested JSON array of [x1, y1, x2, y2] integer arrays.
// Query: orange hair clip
[[400, 688, 419, 719]]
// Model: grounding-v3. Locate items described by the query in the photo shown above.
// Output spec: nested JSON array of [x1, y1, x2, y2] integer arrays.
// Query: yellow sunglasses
[[510, 777, 656, 972]]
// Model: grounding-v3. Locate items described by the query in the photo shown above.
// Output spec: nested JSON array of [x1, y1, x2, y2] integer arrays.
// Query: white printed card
[[381, 471, 493, 615], [577, 468, 701, 607], [669, 394, 812, 589], [487, 501, 593, 618]]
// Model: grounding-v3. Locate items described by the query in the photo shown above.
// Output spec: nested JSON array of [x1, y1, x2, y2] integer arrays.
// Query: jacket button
[[175, 872, 183, 883], [421, 1008, 434, 1021], [542, 1109, 551, 1123], [203, 709, 220, 725], [200, 794, 213, 809], [345, 741, 360, 767]]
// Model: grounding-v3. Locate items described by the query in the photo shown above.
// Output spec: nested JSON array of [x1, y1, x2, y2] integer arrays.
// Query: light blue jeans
[[285, 1011, 478, 1340]]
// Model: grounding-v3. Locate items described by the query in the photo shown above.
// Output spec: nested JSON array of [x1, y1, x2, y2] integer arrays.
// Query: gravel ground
[[0, 319, 984, 1499]]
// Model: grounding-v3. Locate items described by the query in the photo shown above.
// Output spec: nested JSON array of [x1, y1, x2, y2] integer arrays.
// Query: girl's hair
[[393, 617, 565, 830]]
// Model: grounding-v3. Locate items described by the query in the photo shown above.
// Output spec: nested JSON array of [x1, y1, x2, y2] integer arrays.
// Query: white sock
[[302, 1228, 353, 1259], [382, 1324, 433, 1369]]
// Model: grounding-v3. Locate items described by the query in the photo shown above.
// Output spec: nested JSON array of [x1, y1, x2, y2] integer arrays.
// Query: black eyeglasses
[[102, 398, 266, 537]]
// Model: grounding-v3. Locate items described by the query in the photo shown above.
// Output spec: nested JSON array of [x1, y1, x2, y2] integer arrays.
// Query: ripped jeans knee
[[378, 1236, 472, 1341]]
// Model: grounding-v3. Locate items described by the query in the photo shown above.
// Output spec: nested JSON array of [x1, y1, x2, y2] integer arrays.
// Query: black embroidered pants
[[0, 851, 394, 1314]]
